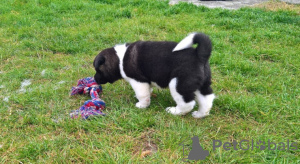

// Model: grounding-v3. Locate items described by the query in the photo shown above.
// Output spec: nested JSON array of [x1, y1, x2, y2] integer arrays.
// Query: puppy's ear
[[94, 56, 105, 69], [98, 57, 105, 65]]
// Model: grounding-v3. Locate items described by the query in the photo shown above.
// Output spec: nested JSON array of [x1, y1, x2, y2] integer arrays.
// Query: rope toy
[[70, 77, 106, 119]]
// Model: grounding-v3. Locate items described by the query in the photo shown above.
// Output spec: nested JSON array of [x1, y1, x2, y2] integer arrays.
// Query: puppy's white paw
[[192, 111, 209, 118], [166, 107, 187, 115], [135, 102, 149, 109]]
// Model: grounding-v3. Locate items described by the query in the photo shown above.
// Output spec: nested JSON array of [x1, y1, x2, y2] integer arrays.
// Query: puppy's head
[[93, 48, 122, 84]]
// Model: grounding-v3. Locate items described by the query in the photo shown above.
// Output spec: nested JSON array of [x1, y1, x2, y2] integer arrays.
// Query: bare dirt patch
[[132, 128, 159, 158]]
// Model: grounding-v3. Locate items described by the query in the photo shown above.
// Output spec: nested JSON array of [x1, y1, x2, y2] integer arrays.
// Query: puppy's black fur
[[94, 33, 213, 103]]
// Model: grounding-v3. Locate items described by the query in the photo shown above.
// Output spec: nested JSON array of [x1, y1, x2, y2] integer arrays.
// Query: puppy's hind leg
[[192, 89, 215, 118], [128, 79, 151, 109], [166, 78, 196, 115]]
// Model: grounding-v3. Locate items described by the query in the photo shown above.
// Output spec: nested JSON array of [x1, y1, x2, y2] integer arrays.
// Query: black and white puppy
[[93, 33, 215, 118]]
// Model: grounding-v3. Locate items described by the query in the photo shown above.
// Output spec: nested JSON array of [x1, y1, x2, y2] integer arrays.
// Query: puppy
[[93, 33, 215, 118]]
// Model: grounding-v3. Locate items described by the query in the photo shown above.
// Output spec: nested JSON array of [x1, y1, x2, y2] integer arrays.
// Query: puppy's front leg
[[128, 79, 151, 108]]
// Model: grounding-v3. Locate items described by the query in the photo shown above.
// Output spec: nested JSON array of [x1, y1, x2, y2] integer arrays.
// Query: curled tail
[[173, 32, 212, 61]]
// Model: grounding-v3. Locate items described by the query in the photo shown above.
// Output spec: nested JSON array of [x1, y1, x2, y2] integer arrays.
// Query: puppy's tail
[[173, 33, 212, 61]]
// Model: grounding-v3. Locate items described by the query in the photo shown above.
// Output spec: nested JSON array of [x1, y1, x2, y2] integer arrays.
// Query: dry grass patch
[[253, 1, 300, 14]]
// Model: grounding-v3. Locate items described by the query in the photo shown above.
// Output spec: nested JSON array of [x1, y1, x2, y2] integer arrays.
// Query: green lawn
[[0, 0, 299, 163]]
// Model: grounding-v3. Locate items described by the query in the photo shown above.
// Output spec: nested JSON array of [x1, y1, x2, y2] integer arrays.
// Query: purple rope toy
[[70, 77, 106, 119]]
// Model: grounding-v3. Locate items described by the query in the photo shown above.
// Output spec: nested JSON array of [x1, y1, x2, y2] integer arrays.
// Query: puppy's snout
[[94, 74, 100, 84]]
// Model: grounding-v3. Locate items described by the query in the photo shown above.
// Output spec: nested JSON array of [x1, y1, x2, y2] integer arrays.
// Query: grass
[[0, 0, 299, 163]]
